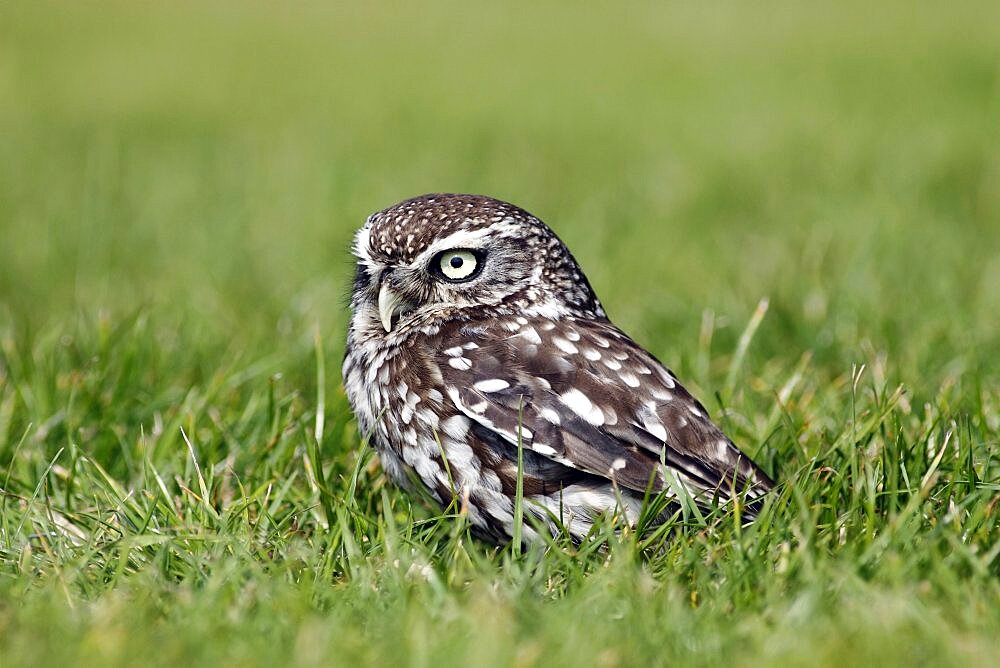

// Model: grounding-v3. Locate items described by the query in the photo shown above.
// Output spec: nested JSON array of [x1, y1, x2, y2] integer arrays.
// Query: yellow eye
[[438, 250, 479, 281]]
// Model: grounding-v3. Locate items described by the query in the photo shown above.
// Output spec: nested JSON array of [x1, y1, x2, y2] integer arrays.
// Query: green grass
[[2, 1, 999, 665]]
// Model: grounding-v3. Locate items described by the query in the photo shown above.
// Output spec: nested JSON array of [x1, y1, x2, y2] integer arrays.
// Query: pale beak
[[377, 284, 408, 332]]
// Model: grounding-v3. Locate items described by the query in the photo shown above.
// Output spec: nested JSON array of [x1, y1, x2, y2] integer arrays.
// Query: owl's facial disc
[[377, 247, 489, 332]]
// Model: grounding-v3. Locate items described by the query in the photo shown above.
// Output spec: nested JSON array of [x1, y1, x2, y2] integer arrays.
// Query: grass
[[1, 1, 999, 665]]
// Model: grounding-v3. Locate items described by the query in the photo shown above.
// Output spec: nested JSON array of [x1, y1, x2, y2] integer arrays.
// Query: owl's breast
[[343, 329, 458, 495]]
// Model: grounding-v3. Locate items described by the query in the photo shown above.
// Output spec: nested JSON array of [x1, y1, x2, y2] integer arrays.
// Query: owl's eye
[[434, 249, 482, 282]]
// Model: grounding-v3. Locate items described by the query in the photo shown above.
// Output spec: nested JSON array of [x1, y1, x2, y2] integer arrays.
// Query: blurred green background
[[1, 2, 999, 666], [3, 1, 998, 364]]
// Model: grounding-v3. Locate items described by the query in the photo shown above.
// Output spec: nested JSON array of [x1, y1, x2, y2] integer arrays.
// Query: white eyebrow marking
[[409, 225, 502, 265]]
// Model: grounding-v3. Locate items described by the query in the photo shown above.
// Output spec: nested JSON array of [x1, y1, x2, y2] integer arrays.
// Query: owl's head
[[349, 194, 604, 334]]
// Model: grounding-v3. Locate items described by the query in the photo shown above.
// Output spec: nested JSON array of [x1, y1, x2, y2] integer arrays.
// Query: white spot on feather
[[444, 438, 476, 470], [643, 420, 668, 442], [715, 440, 730, 459], [474, 379, 510, 393], [591, 334, 610, 348], [553, 336, 578, 354], [619, 371, 640, 388], [448, 357, 472, 370], [528, 300, 564, 320], [539, 407, 562, 425], [516, 327, 542, 344], [441, 415, 470, 440], [651, 387, 673, 402], [416, 409, 439, 428], [559, 388, 604, 426], [602, 406, 618, 425]]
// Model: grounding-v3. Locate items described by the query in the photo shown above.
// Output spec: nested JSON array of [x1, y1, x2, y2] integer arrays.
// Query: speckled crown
[[364, 194, 539, 264]]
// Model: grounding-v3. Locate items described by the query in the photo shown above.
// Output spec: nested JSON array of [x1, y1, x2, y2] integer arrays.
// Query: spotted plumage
[[343, 194, 773, 543]]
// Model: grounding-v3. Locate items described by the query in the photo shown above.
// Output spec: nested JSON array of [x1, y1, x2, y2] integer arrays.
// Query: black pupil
[[449, 256, 464, 269]]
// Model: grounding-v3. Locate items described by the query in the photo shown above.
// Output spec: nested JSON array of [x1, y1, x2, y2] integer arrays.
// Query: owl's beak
[[377, 284, 409, 332]]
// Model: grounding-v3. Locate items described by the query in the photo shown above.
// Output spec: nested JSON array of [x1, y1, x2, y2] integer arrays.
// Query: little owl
[[343, 194, 772, 543]]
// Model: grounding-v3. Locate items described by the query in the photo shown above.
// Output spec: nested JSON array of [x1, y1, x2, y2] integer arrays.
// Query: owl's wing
[[438, 317, 772, 509]]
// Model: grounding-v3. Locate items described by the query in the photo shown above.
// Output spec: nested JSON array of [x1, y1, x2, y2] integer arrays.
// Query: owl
[[343, 194, 772, 543]]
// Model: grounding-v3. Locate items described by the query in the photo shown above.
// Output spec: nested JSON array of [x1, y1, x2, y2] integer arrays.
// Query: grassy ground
[[2, 1, 999, 666]]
